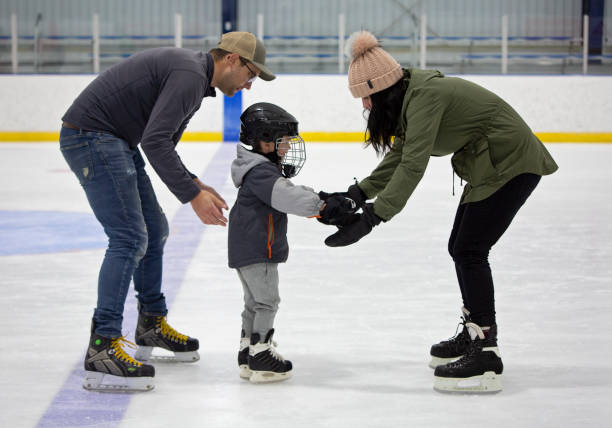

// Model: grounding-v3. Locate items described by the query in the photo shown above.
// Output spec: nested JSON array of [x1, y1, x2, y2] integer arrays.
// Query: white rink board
[[1, 73, 611, 133]]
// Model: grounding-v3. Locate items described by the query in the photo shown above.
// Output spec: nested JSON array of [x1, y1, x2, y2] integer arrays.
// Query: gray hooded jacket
[[228, 144, 323, 269]]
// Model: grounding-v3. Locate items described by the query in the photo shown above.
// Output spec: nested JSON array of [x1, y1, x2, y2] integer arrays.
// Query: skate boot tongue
[[263, 328, 275, 344], [466, 322, 485, 340]]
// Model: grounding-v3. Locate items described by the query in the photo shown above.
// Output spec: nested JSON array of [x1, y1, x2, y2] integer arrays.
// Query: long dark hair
[[365, 77, 408, 154]]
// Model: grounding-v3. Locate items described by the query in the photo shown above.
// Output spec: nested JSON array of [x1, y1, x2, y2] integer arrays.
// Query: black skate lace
[[446, 339, 483, 368], [110, 336, 142, 367], [443, 318, 470, 349]]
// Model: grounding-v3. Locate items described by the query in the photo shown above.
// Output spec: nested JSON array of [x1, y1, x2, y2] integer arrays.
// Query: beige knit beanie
[[347, 31, 403, 98]]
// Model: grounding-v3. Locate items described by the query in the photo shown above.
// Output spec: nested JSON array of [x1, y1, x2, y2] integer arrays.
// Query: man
[[60, 31, 275, 392]]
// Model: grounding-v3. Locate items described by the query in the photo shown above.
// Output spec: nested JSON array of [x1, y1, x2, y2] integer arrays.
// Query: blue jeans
[[60, 127, 169, 338]]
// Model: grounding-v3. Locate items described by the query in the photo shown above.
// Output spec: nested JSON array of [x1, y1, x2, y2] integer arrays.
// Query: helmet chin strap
[[261, 150, 280, 165], [255, 150, 296, 178], [281, 164, 296, 178]]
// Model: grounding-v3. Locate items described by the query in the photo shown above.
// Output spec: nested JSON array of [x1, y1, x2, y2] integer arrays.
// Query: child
[[228, 102, 350, 383]]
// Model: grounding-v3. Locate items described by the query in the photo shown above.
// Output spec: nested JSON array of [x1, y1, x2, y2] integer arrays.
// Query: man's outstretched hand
[[190, 180, 228, 226], [194, 178, 227, 207]]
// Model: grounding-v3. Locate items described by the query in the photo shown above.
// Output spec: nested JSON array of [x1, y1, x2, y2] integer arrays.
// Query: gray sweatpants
[[236, 262, 280, 339]]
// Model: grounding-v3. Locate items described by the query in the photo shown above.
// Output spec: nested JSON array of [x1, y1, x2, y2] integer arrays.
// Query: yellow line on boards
[[535, 132, 612, 143], [173, 132, 222, 142], [300, 132, 364, 142], [0, 131, 611, 143], [0, 132, 59, 142], [0, 131, 223, 142]]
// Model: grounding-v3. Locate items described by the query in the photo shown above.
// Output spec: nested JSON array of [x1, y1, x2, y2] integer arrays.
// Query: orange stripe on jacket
[[267, 213, 275, 259]]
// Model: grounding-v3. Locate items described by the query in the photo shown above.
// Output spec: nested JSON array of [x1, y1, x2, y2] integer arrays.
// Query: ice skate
[[248, 329, 292, 383], [134, 311, 199, 363], [83, 322, 155, 392], [238, 329, 252, 379], [433, 322, 503, 393], [429, 306, 472, 368]]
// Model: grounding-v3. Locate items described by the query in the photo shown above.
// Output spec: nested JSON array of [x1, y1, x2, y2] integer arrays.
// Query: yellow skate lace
[[110, 336, 142, 367], [157, 316, 188, 344]]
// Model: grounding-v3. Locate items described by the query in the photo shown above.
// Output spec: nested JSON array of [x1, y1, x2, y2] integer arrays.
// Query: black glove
[[319, 183, 367, 206], [324, 203, 382, 247], [318, 194, 359, 226], [346, 184, 367, 208]]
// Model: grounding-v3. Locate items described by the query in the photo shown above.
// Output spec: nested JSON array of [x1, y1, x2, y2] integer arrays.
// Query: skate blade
[[249, 369, 292, 384], [135, 346, 200, 363], [239, 364, 252, 379], [428, 355, 462, 369], [433, 371, 502, 393], [83, 371, 154, 393]]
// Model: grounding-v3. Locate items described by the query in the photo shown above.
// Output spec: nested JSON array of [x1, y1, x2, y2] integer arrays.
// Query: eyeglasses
[[240, 58, 258, 83]]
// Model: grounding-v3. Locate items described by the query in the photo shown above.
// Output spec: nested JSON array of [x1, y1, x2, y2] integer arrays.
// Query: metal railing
[[1, 11, 610, 75]]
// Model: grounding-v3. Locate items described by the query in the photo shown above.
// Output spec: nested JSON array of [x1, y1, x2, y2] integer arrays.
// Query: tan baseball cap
[[217, 31, 275, 81]]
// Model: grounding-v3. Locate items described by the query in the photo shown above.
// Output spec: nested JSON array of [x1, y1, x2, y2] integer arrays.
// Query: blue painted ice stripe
[[36, 142, 236, 428], [0, 211, 106, 256]]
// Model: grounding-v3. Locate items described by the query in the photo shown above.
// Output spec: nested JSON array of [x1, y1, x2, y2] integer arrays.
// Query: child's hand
[[318, 184, 366, 208], [318, 195, 359, 226]]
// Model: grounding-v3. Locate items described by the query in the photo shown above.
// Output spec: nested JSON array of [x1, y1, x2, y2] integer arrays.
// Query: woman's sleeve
[[372, 88, 445, 221], [357, 140, 404, 199]]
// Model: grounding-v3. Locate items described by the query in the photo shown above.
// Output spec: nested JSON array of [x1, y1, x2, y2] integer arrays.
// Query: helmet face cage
[[276, 135, 306, 178]]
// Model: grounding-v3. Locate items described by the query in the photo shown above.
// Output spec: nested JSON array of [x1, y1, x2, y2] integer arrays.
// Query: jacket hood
[[405, 67, 444, 90], [231, 144, 272, 187]]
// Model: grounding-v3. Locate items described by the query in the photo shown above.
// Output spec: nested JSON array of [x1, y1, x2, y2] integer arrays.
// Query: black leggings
[[448, 173, 541, 327]]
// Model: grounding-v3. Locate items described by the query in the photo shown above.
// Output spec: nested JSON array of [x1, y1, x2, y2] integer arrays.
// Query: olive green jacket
[[358, 68, 558, 221]]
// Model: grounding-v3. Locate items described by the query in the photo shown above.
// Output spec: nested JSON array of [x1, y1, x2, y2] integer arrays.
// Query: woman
[[323, 31, 558, 393]]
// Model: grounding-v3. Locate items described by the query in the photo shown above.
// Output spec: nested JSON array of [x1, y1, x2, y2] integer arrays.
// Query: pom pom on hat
[[347, 30, 403, 98], [346, 30, 379, 61]]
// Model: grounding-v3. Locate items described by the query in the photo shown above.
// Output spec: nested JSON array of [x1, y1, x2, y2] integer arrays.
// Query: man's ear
[[226, 53, 239, 66]]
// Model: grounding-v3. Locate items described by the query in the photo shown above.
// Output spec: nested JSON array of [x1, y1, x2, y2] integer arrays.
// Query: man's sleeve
[[140, 70, 204, 203]]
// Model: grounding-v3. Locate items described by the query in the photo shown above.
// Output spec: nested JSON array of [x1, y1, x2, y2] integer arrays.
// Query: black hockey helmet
[[239, 102, 298, 146], [239, 102, 306, 178]]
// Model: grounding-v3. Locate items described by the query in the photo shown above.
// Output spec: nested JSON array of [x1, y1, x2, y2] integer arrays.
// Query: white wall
[[1, 74, 610, 133]]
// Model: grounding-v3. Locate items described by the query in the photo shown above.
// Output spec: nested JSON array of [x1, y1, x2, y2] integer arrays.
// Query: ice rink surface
[[1, 141, 610, 427]]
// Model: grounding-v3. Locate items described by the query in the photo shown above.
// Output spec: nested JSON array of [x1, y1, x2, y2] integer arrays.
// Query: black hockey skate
[[238, 329, 251, 379], [433, 322, 503, 393], [134, 311, 199, 363], [83, 321, 155, 392], [429, 307, 472, 368], [248, 329, 292, 383]]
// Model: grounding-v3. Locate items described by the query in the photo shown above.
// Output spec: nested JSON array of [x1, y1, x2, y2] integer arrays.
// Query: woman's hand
[[319, 184, 367, 208], [324, 203, 382, 247]]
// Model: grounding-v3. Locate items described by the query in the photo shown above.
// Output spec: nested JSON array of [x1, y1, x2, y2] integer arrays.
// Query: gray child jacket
[[228, 144, 323, 269]]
